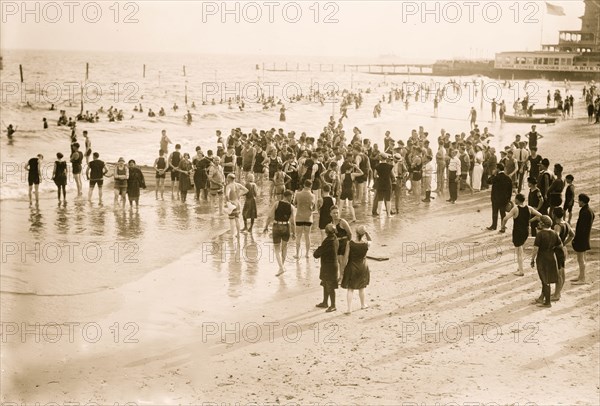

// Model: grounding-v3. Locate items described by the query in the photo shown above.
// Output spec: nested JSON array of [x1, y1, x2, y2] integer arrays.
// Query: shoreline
[[1, 110, 599, 404]]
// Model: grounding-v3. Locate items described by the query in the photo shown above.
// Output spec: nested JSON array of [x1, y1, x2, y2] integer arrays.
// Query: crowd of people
[[19, 81, 597, 314]]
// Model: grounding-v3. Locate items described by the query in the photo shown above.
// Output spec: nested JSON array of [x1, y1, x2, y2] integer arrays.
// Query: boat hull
[[504, 115, 558, 124]]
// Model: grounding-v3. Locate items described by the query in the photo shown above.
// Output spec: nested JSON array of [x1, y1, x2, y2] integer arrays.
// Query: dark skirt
[[242, 198, 257, 219], [179, 174, 192, 192], [536, 251, 558, 284], [512, 228, 529, 247], [341, 258, 370, 289]]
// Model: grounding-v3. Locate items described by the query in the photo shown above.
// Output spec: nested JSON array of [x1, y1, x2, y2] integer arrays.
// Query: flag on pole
[[545, 2, 565, 16]]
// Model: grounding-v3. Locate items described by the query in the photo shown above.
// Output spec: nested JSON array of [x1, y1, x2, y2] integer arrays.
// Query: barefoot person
[[294, 180, 315, 259], [25, 154, 43, 206], [500, 193, 542, 276], [153, 149, 167, 200], [330, 205, 352, 273], [51, 153, 68, 204], [70, 143, 84, 196], [341, 225, 372, 315], [127, 160, 146, 210], [551, 207, 574, 301], [86, 152, 108, 203], [530, 215, 562, 308], [242, 174, 258, 232], [314, 224, 339, 313], [225, 174, 248, 238], [168, 144, 182, 200], [263, 190, 296, 276], [571, 194, 595, 285], [113, 157, 129, 208]]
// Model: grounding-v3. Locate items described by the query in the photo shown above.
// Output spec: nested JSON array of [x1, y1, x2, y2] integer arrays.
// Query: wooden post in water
[[183, 65, 186, 76], [86, 63, 89, 80], [143, 64, 146, 78], [19, 64, 24, 83], [185, 84, 188, 105]]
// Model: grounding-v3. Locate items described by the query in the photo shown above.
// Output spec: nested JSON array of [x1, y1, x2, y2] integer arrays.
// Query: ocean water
[[0, 49, 580, 200]]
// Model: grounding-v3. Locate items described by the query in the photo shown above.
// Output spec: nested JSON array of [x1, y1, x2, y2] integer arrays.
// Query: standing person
[[472, 144, 484, 191], [70, 143, 83, 197], [6, 123, 17, 140], [527, 125, 543, 150], [459, 146, 473, 194], [330, 205, 352, 273], [52, 153, 68, 205], [294, 180, 315, 259], [537, 158, 553, 215], [339, 159, 362, 222], [314, 224, 339, 313], [341, 225, 372, 315], [571, 194, 595, 285], [547, 163, 565, 215], [468, 107, 477, 130], [514, 142, 530, 193], [527, 147, 542, 181], [126, 160, 146, 210], [491, 99, 497, 121], [374, 153, 395, 216], [159, 129, 172, 155], [435, 140, 446, 194], [279, 105, 286, 122], [176, 153, 193, 204], [421, 152, 434, 203], [86, 152, 108, 203], [208, 157, 225, 215], [563, 174, 575, 224], [113, 158, 129, 208], [318, 184, 335, 239], [225, 174, 248, 238], [168, 144, 182, 200], [552, 207, 575, 301], [530, 215, 562, 308], [447, 149, 460, 204], [393, 153, 408, 212], [263, 190, 296, 276], [241, 142, 256, 180], [153, 149, 167, 200], [500, 193, 542, 276], [25, 154, 43, 207], [242, 174, 258, 233], [527, 177, 544, 237], [192, 148, 206, 201], [487, 163, 513, 230], [83, 131, 92, 164]]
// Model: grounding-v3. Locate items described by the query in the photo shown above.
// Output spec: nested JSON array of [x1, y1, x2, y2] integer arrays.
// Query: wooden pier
[[258, 62, 434, 75]]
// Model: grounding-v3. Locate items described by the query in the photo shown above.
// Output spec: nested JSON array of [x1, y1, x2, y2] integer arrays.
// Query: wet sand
[[1, 115, 599, 404]]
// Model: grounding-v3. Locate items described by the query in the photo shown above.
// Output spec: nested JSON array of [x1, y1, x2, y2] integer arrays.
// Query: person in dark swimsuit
[[263, 190, 296, 276], [52, 153, 68, 204], [242, 174, 258, 232], [153, 149, 167, 200], [571, 194, 595, 285], [25, 154, 43, 206], [530, 215, 562, 308], [563, 174, 575, 224], [501, 193, 542, 276], [113, 158, 129, 208], [330, 205, 352, 274], [341, 225, 372, 315], [318, 184, 335, 239], [86, 152, 108, 203], [551, 207, 574, 301], [168, 144, 182, 200], [314, 224, 339, 313], [70, 143, 83, 196]]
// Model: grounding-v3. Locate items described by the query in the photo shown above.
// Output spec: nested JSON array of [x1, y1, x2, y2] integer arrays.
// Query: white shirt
[[448, 156, 461, 175]]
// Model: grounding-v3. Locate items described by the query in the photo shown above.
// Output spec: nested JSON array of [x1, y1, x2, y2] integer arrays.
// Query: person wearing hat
[[530, 215, 562, 307], [527, 177, 544, 237], [113, 157, 129, 208], [421, 150, 435, 203], [392, 153, 408, 211], [571, 194, 595, 285], [126, 159, 146, 210], [487, 163, 513, 230]]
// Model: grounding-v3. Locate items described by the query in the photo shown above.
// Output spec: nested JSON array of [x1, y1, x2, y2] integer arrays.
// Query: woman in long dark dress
[[500, 193, 541, 276], [341, 225, 371, 315], [530, 215, 562, 308], [314, 224, 339, 313], [242, 174, 258, 232], [127, 160, 146, 209], [176, 153, 193, 203], [52, 152, 68, 205]]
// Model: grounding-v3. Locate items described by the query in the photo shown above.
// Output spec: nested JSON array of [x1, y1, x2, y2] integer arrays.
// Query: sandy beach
[[1, 103, 598, 405]]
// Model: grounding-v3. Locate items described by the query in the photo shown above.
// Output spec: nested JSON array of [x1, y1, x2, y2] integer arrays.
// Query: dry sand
[[1, 115, 599, 405]]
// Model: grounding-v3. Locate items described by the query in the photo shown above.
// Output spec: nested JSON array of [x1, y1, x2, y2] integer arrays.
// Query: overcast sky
[[0, 1, 585, 60]]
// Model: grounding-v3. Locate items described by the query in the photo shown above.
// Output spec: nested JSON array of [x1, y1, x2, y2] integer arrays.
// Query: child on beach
[[314, 224, 339, 313]]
